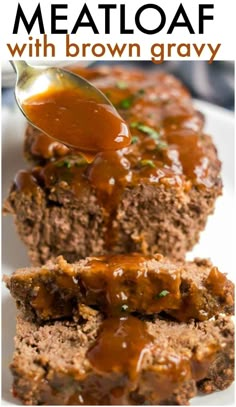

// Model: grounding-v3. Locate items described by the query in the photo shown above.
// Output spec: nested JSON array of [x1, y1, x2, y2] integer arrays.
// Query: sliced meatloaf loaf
[[6, 254, 234, 322], [4, 66, 222, 264], [11, 310, 234, 405]]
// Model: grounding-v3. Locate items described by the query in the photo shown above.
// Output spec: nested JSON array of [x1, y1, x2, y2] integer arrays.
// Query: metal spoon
[[10, 60, 115, 132]]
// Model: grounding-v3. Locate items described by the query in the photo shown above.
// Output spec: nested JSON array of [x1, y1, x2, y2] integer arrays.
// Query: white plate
[[1, 100, 235, 405]]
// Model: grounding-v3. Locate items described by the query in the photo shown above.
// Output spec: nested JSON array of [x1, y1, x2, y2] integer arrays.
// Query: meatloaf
[[4, 66, 222, 264], [11, 309, 234, 405], [6, 254, 234, 322]]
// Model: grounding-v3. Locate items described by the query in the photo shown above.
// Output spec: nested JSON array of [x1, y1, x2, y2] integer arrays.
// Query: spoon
[[10, 61, 131, 157]]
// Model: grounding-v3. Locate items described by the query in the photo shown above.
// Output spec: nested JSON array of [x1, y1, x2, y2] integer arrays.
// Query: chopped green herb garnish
[[55, 160, 72, 169], [75, 160, 87, 167], [130, 122, 160, 140], [130, 121, 139, 128], [137, 89, 145, 95], [56, 158, 88, 169], [55, 161, 65, 168], [150, 132, 160, 141], [121, 304, 129, 312], [157, 141, 168, 150], [157, 290, 170, 298], [119, 97, 133, 109], [64, 161, 72, 168], [116, 81, 128, 90], [131, 136, 139, 144], [138, 125, 159, 139], [140, 159, 156, 169]]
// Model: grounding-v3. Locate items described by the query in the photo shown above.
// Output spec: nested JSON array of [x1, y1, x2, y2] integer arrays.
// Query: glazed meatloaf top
[[11, 310, 234, 405], [6, 254, 234, 322], [7, 127, 221, 226], [20, 66, 221, 194], [24, 65, 204, 163]]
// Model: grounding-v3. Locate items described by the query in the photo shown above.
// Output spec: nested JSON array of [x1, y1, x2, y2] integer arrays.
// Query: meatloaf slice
[[4, 66, 222, 265], [5, 254, 234, 322], [11, 310, 234, 405]]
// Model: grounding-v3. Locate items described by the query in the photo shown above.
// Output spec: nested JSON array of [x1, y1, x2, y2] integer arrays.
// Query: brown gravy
[[87, 315, 152, 379], [22, 86, 131, 159], [21, 253, 182, 319]]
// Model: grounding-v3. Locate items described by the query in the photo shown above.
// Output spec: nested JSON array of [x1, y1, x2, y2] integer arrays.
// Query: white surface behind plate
[[1, 100, 235, 405]]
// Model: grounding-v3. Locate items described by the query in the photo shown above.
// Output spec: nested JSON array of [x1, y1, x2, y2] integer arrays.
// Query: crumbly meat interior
[[11, 310, 234, 405]]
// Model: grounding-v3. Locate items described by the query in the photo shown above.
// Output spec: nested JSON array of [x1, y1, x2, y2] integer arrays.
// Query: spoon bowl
[[11, 61, 131, 156], [11, 61, 113, 122]]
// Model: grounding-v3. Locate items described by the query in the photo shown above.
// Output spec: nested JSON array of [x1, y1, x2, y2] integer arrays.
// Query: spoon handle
[[10, 61, 29, 76]]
